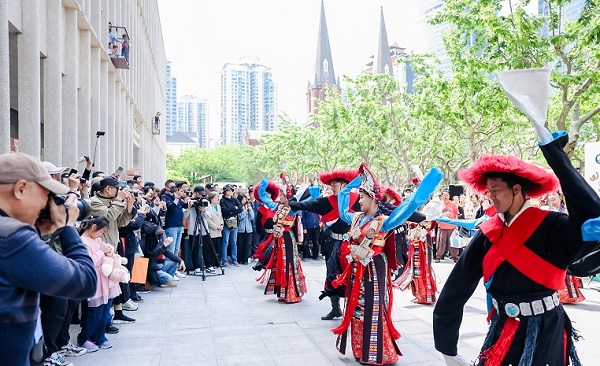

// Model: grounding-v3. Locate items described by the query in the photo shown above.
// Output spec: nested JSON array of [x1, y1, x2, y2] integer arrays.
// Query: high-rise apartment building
[[220, 58, 276, 145], [538, 0, 585, 21], [1, 0, 167, 183], [166, 61, 178, 137], [178, 95, 208, 148], [419, 0, 452, 75]]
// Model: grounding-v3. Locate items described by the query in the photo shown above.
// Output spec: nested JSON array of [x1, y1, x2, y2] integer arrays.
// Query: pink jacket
[[81, 236, 121, 307]]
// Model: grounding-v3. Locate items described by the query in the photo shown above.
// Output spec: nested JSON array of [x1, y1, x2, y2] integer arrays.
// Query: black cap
[[223, 184, 233, 192], [193, 185, 205, 194], [98, 176, 120, 190], [205, 183, 215, 190]]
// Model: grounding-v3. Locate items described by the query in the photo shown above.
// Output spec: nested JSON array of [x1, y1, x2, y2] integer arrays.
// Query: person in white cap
[[0, 152, 97, 366]]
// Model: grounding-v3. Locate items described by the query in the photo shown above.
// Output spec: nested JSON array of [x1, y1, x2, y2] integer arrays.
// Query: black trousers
[[190, 234, 219, 269], [303, 227, 320, 259], [58, 300, 77, 348], [40, 295, 68, 355], [237, 231, 253, 264]]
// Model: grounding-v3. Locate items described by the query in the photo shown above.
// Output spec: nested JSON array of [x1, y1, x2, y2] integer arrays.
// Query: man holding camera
[[0, 152, 97, 366], [185, 186, 218, 273], [90, 176, 135, 333], [220, 184, 243, 267]]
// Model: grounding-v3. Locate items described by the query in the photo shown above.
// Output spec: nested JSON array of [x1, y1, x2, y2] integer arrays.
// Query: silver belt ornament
[[492, 293, 559, 317], [330, 232, 346, 240]]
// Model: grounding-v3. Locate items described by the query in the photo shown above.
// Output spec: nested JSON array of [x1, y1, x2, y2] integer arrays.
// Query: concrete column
[[43, 0, 63, 164], [99, 59, 108, 170], [0, 0, 10, 153], [17, 0, 41, 157], [91, 0, 101, 39], [78, 30, 91, 160], [62, 8, 78, 164], [107, 71, 115, 172], [115, 84, 122, 173]]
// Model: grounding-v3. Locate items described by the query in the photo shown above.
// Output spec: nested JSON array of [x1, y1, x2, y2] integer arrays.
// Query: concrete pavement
[[69, 257, 600, 366]]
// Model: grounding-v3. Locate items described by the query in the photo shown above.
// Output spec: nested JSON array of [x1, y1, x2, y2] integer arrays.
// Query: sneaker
[[221, 262, 230, 268], [233, 262, 240, 267], [172, 275, 180, 281], [113, 313, 136, 324], [137, 287, 151, 294], [105, 324, 119, 334], [160, 282, 177, 288], [59, 343, 87, 357], [176, 271, 186, 278], [130, 294, 144, 302], [79, 340, 99, 353], [98, 340, 113, 349], [122, 299, 138, 311], [44, 352, 73, 366], [206, 267, 215, 273]]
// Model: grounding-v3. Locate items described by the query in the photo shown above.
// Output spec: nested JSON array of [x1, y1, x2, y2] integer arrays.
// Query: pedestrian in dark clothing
[[301, 210, 321, 259]]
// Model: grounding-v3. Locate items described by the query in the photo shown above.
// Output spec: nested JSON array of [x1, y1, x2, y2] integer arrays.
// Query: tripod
[[190, 207, 225, 281]]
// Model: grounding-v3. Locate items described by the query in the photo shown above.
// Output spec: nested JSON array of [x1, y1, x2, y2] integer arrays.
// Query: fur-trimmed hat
[[381, 185, 403, 206], [253, 180, 280, 204], [458, 155, 559, 198], [319, 169, 360, 186]]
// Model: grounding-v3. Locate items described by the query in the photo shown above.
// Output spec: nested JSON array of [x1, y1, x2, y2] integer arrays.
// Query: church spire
[[374, 6, 393, 75], [313, 0, 336, 87]]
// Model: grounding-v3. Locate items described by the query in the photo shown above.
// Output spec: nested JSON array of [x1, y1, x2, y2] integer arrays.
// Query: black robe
[[433, 134, 600, 365]]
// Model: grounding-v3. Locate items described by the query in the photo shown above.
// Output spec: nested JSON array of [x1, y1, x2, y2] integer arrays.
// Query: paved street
[[70, 257, 600, 366]]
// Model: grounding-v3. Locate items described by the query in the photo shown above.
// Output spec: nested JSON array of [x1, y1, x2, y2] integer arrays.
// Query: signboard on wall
[[584, 141, 600, 197]]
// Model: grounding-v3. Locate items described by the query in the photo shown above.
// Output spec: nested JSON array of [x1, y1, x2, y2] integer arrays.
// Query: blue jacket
[[0, 211, 96, 366], [162, 193, 184, 228], [301, 210, 320, 230], [237, 207, 255, 233]]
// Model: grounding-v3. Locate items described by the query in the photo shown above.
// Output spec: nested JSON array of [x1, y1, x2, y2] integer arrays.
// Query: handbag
[[225, 216, 238, 230], [131, 257, 149, 284]]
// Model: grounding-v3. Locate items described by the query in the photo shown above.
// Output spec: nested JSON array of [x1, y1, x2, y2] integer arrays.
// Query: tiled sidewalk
[[68, 258, 600, 366]]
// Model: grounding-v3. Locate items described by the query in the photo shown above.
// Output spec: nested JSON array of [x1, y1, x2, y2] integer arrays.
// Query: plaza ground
[[70, 257, 600, 366]]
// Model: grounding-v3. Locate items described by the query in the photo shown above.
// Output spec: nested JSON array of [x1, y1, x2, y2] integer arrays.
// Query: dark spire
[[313, 0, 336, 87], [374, 6, 393, 75]]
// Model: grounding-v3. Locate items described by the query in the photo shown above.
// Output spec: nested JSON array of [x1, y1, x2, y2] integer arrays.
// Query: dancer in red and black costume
[[254, 177, 307, 303], [252, 180, 279, 272], [433, 69, 600, 366], [288, 169, 360, 320]]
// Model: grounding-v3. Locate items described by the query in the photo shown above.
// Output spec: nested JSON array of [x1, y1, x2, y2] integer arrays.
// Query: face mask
[[169, 186, 177, 193]]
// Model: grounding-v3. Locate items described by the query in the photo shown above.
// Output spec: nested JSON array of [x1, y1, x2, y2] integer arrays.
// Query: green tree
[[432, 0, 600, 158]]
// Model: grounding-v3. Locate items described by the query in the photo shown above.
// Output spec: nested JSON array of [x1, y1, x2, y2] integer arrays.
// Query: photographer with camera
[[0, 153, 97, 366], [161, 180, 189, 279], [184, 186, 219, 274]]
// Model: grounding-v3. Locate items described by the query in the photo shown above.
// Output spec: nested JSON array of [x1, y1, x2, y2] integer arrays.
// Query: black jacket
[[118, 208, 145, 256], [220, 196, 243, 220]]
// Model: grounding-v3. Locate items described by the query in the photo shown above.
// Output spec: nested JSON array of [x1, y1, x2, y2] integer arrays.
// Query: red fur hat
[[319, 169, 360, 186], [253, 180, 280, 204], [381, 185, 403, 206], [458, 155, 559, 198]]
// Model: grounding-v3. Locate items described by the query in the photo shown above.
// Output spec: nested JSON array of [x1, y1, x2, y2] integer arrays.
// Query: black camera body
[[39, 193, 91, 222]]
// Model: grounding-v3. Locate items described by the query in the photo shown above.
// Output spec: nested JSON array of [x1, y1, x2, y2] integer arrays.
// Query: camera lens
[[77, 199, 91, 221]]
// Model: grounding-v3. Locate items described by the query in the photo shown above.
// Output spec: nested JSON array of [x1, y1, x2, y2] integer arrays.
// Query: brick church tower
[[306, 0, 340, 126]]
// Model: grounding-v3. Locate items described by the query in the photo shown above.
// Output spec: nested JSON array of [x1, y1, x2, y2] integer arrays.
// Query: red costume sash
[[322, 192, 359, 223], [258, 205, 275, 227], [480, 207, 565, 291]]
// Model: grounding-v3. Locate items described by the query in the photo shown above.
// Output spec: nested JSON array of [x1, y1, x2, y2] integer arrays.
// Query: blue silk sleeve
[[309, 185, 321, 200], [337, 176, 361, 224], [257, 178, 278, 211], [381, 167, 444, 233], [582, 217, 600, 242], [435, 216, 488, 230]]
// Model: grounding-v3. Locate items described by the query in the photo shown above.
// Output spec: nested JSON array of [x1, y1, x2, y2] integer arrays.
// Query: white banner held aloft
[[496, 69, 553, 144]]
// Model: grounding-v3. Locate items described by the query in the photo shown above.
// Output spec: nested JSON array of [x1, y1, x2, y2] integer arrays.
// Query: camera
[[184, 190, 193, 197], [39, 193, 92, 222], [192, 198, 210, 208]]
